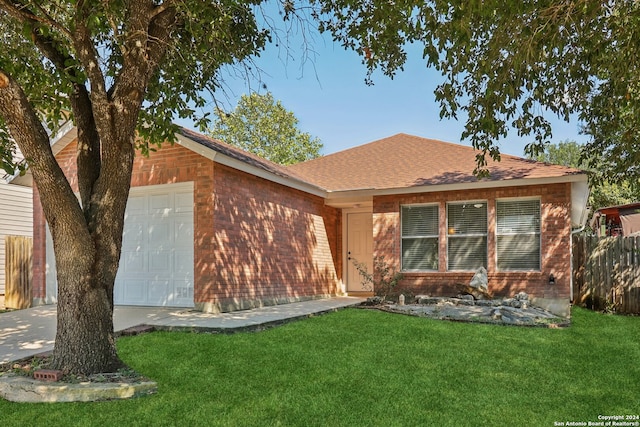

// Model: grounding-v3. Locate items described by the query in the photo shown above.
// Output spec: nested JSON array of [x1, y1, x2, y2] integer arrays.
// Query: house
[[0, 155, 33, 297], [0, 181, 32, 296], [29, 127, 589, 317], [590, 202, 640, 237]]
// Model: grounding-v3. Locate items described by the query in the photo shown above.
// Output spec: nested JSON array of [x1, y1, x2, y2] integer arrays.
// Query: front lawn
[[1, 307, 639, 426]]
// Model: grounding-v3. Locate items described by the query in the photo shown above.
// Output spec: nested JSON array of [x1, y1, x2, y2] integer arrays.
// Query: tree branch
[[0, 0, 72, 40], [0, 69, 89, 244]]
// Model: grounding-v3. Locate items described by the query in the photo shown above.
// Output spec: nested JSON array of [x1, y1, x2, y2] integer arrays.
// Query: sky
[[177, 18, 589, 159]]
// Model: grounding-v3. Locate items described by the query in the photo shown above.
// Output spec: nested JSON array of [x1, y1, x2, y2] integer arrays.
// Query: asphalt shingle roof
[[286, 133, 584, 192]]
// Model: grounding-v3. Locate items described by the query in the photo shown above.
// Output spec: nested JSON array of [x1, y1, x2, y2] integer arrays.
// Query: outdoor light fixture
[[549, 274, 556, 285]]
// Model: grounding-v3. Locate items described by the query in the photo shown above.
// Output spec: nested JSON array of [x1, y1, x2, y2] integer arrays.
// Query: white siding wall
[[0, 183, 33, 294]]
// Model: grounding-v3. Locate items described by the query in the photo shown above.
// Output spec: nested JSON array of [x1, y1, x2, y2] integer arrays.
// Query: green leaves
[[314, 0, 640, 181], [208, 92, 322, 165]]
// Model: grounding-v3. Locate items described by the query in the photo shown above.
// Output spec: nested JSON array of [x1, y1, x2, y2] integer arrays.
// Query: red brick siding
[[32, 139, 342, 310], [198, 163, 341, 310], [373, 183, 572, 299]]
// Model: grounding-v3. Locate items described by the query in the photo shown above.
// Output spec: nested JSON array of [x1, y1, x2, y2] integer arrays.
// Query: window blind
[[496, 199, 541, 271], [447, 202, 487, 271], [401, 205, 439, 271]]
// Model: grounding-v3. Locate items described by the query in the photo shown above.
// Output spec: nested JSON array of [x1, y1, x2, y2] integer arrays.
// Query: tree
[[527, 141, 640, 211], [531, 140, 586, 169], [209, 92, 322, 165], [315, 1, 640, 180], [0, 1, 270, 374]]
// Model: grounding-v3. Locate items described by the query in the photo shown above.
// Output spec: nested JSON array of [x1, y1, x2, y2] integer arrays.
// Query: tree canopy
[[209, 92, 322, 165], [315, 0, 640, 180], [0, 0, 272, 374], [528, 140, 640, 212]]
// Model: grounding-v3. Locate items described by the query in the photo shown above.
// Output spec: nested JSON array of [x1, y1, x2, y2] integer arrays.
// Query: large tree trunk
[[53, 273, 123, 374]]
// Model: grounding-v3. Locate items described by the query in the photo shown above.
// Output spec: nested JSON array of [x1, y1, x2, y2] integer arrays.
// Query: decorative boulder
[[469, 267, 489, 292]]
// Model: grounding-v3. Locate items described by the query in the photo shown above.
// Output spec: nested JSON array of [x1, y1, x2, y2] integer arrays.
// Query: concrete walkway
[[0, 297, 364, 365]]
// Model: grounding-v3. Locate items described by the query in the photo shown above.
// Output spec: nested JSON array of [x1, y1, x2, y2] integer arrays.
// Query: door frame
[[342, 207, 374, 295]]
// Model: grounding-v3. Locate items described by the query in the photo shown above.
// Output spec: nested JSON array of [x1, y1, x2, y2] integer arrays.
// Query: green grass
[[1, 307, 639, 426]]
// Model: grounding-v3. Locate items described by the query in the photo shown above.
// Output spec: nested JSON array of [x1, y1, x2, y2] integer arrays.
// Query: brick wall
[[197, 163, 341, 312], [33, 139, 342, 311], [373, 183, 572, 300]]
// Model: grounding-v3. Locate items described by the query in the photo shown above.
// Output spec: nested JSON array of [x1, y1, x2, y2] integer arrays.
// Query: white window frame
[[495, 197, 541, 271], [400, 204, 439, 272], [446, 201, 488, 271]]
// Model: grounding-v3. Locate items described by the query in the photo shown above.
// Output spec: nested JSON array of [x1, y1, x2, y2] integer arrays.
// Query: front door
[[346, 212, 373, 293]]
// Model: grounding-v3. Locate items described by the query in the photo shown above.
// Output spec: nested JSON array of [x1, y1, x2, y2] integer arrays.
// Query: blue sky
[[178, 23, 588, 158]]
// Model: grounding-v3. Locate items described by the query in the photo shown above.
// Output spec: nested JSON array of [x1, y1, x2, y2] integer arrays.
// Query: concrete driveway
[[0, 297, 363, 364]]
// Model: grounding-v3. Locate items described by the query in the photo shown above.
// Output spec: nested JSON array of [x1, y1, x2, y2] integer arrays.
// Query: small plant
[[351, 255, 404, 302]]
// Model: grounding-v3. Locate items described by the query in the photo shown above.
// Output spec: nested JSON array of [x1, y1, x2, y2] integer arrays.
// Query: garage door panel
[[126, 195, 147, 214], [149, 250, 172, 273], [116, 279, 147, 305], [174, 218, 193, 245], [175, 192, 194, 213], [147, 279, 171, 305], [149, 222, 172, 247], [150, 193, 171, 213], [122, 222, 145, 250], [174, 279, 195, 303], [121, 250, 146, 273], [174, 250, 191, 276]]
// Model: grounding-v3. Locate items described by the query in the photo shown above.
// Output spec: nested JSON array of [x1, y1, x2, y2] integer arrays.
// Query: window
[[401, 205, 439, 271], [447, 202, 487, 271], [496, 199, 541, 271]]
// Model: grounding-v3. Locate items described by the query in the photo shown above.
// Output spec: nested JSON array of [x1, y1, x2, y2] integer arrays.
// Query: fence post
[[4, 235, 33, 310]]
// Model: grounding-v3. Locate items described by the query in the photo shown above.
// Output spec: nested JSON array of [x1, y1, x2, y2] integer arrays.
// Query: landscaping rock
[[456, 283, 492, 300], [416, 296, 445, 305], [363, 296, 384, 306], [383, 296, 565, 327], [0, 373, 157, 403], [469, 267, 489, 292]]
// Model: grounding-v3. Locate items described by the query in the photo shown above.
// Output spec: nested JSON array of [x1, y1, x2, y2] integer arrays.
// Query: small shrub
[[351, 256, 404, 302]]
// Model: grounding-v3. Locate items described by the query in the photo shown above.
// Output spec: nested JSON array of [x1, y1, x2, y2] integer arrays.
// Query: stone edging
[[0, 373, 157, 403]]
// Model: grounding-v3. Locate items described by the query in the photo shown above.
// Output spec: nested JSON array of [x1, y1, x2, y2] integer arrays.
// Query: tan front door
[[346, 212, 373, 293]]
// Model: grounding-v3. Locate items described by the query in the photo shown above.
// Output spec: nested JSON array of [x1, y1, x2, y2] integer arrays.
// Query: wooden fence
[[4, 235, 33, 310], [572, 235, 640, 314]]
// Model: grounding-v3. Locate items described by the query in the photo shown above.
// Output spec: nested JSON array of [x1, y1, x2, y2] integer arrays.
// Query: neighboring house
[[29, 128, 589, 316], [0, 155, 33, 296], [590, 202, 640, 237]]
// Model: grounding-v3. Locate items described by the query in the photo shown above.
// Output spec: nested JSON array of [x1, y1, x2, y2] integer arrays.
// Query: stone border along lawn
[[0, 373, 157, 403], [371, 294, 568, 327]]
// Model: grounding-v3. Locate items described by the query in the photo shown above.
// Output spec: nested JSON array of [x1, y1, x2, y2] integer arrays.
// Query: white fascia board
[[571, 178, 591, 228], [176, 133, 327, 199], [326, 174, 589, 202], [50, 121, 77, 156], [213, 152, 327, 198], [175, 133, 217, 161]]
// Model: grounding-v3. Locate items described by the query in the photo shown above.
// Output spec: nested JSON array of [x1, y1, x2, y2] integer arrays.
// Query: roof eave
[[176, 133, 328, 199], [325, 174, 590, 227]]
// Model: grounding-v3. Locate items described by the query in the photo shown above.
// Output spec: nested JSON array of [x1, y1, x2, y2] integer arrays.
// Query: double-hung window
[[447, 202, 487, 271], [496, 199, 541, 271], [401, 205, 439, 271]]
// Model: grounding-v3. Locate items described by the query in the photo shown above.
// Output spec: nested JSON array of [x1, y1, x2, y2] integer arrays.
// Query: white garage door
[[115, 182, 194, 307]]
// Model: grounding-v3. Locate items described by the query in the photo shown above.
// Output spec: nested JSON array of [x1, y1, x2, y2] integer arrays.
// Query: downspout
[[569, 224, 587, 302]]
